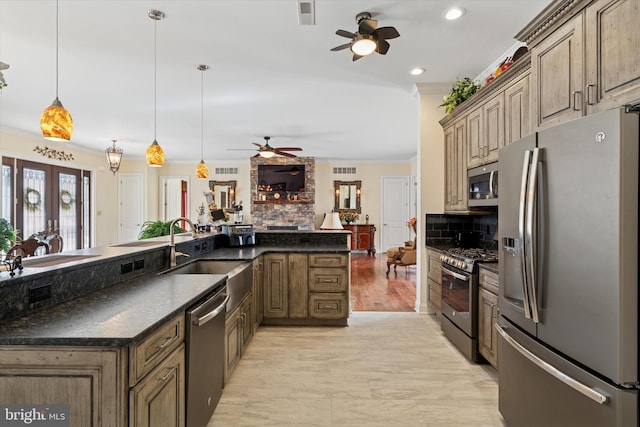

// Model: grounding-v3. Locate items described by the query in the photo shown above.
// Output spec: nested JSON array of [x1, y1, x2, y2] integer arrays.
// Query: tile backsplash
[[425, 212, 498, 250]]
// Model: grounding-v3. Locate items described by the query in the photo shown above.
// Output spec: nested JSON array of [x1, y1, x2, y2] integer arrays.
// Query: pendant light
[[145, 9, 165, 167], [195, 64, 209, 179], [106, 139, 123, 175], [40, 0, 73, 142]]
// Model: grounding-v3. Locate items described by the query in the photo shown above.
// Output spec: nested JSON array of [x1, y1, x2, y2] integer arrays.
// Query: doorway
[[380, 176, 410, 253], [118, 173, 144, 243]]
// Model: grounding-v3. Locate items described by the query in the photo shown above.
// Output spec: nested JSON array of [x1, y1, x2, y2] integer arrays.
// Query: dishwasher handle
[[192, 292, 230, 327]]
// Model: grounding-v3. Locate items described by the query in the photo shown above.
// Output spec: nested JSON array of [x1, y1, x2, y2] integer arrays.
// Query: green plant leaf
[[0, 218, 17, 253], [138, 220, 186, 240]]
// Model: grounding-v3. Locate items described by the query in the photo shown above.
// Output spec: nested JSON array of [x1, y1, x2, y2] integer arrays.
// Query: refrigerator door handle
[[496, 324, 609, 405], [519, 150, 533, 319], [526, 148, 540, 323], [489, 170, 496, 198]]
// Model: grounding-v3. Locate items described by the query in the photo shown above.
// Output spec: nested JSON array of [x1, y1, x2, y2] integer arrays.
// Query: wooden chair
[[385, 238, 417, 276], [6, 236, 49, 258]]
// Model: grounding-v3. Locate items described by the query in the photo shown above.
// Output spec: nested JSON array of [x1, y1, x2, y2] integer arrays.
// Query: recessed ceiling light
[[444, 7, 466, 21], [410, 68, 425, 76]]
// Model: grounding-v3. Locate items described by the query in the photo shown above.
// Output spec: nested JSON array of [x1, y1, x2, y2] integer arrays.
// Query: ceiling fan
[[243, 136, 303, 158], [330, 11, 400, 61]]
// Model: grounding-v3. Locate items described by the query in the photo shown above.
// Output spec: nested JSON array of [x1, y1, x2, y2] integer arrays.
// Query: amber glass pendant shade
[[146, 139, 164, 167], [196, 160, 209, 179], [40, 97, 73, 142]]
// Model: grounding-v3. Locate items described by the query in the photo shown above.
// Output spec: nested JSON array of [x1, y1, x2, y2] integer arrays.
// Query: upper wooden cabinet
[[520, 0, 640, 129], [443, 117, 468, 212], [530, 12, 584, 129], [504, 74, 531, 145], [585, 0, 640, 113], [467, 92, 505, 168]]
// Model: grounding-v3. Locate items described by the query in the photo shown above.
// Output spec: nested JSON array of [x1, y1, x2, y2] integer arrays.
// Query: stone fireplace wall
[[250, 157, 315, 230]]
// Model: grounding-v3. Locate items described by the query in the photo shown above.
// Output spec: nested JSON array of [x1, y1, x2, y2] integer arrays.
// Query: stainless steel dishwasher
[[186, 281, 229, 427]]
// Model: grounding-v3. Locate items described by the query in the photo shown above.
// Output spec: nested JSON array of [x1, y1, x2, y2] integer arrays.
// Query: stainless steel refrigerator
[[497, 106, 639, 426]]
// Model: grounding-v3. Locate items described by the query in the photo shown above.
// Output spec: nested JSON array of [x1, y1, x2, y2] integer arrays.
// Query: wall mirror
[[334, 180, 361, 213], [209, 180, 236, 210]]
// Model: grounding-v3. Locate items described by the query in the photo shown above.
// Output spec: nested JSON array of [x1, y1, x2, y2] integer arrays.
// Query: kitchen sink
[[21, 254, 100, 268], [110, 241, 164, 247], [163, 260, 252, 316]]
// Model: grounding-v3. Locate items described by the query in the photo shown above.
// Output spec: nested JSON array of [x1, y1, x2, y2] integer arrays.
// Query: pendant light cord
[[201, 68, 204, 161], [55, 0, 59, 99], [153, 17, 157, 141]]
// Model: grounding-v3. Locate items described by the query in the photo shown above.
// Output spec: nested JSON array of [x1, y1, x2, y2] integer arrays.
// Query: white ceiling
[[0, 0, 550, 163]]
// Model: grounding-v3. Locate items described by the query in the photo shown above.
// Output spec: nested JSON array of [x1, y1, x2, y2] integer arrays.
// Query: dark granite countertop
[[0, 272, 227, 346], [0, 234, 349, 346]]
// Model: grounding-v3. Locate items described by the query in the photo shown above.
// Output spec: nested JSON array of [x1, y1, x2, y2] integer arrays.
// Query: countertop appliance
[[185, 281, 229, 427], [497, 106, 639, 426], [440, 247, 498, 362], [468, 162, 498, 207], [217, 223, 255, 247]]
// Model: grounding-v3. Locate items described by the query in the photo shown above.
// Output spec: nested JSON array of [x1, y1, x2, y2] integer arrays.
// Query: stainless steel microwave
[[468, 162, 498, 207]]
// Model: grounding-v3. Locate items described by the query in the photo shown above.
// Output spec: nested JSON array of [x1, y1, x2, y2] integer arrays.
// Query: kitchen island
[[0, 229, 350, 426]]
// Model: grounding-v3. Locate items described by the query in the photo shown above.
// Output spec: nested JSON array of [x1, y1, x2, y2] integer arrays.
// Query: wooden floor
[[350, 253, 416, 312]]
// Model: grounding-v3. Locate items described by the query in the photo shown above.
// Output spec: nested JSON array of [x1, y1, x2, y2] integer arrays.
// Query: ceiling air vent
[[214, 167, 238, 175], [297, 1, 316, 25], [333, 167, 356, 175]]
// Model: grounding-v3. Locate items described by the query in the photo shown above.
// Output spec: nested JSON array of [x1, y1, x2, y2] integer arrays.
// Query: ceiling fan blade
[[359, 19, 378, 34], [274, 150, 297, 158], [227, 148, 258, 151], [252, 142, 265, 148], [274, 147, 302, 151], [336, 29, 355, 38], [374, 26, 400, 40], [376, 39, 390, 55], [352, 53, 363, 61], [330, 43, 351, 52]]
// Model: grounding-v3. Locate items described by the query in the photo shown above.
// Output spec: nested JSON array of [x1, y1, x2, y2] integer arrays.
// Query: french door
[[15, 159, 88, 251]]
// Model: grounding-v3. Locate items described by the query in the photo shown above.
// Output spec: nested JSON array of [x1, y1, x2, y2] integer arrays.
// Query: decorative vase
[[197, 214, 208, 225]]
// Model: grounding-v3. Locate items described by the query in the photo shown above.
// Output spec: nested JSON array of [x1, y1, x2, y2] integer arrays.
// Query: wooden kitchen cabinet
[[525, 0, 640, 129], [252, 256, 263, 330], [224, 292, 254, 384], [263, 252, 349, 325], [585, 0, 640, 113], [427, 248, 442, 315], [444, 117, 468, 212], [0, 347, 122, 426], [467, 93, 504, 168], [342, 224, 376, 255], [130, 343, 186, 427], [478, 265, 499, 368], [531, 12, 584, 129], [504, 73, 531, 145]]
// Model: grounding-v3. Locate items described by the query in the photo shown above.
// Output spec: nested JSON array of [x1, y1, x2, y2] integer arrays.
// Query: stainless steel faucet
[[169, 217, 198, 267]]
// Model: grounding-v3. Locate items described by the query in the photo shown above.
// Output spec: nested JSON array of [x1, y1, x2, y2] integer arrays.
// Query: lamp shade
[[196, 160, 209, 179], [320, 212, 343, 230], [259, 150, 275, 158], [106, 140, 123, 175], [351, 34, 377, 56], [40, 97, 73, 142], [146, 139, 164, 167]]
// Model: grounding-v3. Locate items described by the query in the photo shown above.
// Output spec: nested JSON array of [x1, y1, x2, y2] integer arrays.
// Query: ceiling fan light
[[196, 160, 209, 179], [351, 35, 377, 56], [146, 139, 164, 167], [444, 7, 466, 21], [259, 150, 275, 158], [40, 98, 73, 142]]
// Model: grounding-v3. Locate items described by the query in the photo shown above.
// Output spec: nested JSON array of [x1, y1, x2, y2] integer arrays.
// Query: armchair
[[386, 238, 416, 276]]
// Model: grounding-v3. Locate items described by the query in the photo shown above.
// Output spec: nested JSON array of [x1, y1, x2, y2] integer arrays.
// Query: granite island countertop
[[0, 271, 227, 346]]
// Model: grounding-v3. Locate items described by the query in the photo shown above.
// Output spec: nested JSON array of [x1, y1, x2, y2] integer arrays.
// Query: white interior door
[[118, 173, 144, 243], [381, 176, 410, 252]]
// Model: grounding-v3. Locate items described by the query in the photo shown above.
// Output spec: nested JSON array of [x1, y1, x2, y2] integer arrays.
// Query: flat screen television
[[257, 164, 305, 192]]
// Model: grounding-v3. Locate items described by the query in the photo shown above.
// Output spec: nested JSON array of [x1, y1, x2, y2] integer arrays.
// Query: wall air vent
[[214, 167, 238, 175], [297, 1, 316, 25], [333, 167, 356, 175]]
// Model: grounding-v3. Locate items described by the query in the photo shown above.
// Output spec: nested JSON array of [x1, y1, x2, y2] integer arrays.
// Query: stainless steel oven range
[[440, 248, 498, 362]]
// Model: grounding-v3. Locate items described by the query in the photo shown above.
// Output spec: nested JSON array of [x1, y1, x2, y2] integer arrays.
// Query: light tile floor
[[209, 312, 505, 426]]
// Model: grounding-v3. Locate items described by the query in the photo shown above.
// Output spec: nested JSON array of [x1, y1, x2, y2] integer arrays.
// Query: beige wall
[[1, 130, 413, 249], [416, 83, 449, 313]]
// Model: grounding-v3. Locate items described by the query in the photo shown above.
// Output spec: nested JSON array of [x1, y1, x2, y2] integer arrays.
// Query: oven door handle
[[442, 267, 469, 281]]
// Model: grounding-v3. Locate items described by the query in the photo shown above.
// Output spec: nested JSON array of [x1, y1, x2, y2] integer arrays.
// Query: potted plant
[[138, 220, 185, 240], [0, 218, 17, 256], [439, 77, 482, 115]]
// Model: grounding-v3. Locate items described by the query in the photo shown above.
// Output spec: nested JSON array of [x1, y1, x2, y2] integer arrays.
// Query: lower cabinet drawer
[[428, 278, 441, 312], [309, 293, 348, 319], [309, 268, 347, 292]]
